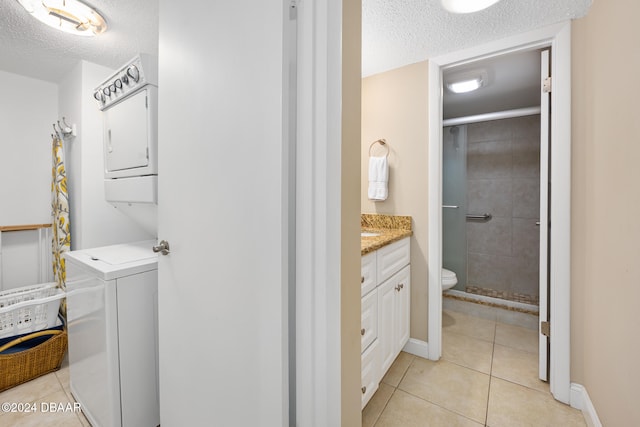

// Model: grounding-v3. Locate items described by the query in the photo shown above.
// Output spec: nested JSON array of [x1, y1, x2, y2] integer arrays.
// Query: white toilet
[[442, 268, 458, 291]]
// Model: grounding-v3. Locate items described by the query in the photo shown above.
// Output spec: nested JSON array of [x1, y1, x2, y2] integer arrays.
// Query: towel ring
[[369, 139, 389, 157]]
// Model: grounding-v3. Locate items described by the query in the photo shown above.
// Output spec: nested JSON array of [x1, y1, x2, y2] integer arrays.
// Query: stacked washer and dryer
[[65, 54, 160, 427]]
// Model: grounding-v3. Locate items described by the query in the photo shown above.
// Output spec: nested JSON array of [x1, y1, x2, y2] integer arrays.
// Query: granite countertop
[[361, 213, 413, 255]]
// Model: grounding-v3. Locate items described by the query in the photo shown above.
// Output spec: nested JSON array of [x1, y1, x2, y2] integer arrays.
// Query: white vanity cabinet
[[360, 237, 410, 409], [377, 264, 410, 375]]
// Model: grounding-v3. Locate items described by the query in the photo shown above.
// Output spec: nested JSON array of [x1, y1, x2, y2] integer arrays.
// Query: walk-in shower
[[442, 114, 541, 306]]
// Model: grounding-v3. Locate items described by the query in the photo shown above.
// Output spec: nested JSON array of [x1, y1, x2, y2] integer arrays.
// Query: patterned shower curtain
[[51, 135, 70, 289]]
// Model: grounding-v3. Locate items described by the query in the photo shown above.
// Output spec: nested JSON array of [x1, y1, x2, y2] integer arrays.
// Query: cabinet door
[[395, 265, 411, 354], [361, 339, 379, 409], [361, 289, 378, 352], [377, 276, 397, 375]]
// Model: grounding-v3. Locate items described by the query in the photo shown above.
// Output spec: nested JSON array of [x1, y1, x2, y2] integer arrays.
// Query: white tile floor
[[363, 308, 586, 427], [0, 356, 90, 426]]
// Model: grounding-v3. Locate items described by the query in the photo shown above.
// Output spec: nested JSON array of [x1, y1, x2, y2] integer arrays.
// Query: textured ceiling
[[0, 0, 158, 83], [363, 0, 593, 77], [0, 0, 591, 85]]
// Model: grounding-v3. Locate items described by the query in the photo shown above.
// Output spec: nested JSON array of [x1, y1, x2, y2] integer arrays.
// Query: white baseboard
[[570, 383, 602, 427], [402, 338, 429, 359]]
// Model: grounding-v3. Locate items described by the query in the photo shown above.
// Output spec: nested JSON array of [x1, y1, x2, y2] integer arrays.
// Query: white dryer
[[65, 241, 159, 427]]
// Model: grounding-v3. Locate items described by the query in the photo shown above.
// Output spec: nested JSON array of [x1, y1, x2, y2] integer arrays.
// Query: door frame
[[295, 0, 344, 425], [427, 21, 572, 404]]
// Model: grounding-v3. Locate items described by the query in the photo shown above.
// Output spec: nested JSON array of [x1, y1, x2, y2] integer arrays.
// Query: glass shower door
[[442, 125, 467, 291]]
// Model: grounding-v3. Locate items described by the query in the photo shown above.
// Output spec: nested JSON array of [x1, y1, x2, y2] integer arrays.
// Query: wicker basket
[[0, 329, 68, 392]]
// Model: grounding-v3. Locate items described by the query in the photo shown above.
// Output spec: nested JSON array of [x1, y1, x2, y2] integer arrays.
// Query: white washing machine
[[65, 240, 159, 427]]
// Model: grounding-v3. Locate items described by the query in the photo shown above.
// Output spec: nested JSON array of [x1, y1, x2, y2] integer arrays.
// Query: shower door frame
[[426, 22, 573, 405]]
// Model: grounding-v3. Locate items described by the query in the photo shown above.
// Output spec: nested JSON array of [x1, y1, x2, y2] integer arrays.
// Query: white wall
[[0, 70, 57, 225], [58, 61, 154, 250], [0, 62, 152, 289], [0, 70, 57, 289]]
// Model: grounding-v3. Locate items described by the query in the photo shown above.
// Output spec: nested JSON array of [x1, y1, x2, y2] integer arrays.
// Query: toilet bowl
[[442, 268, 457, 291]]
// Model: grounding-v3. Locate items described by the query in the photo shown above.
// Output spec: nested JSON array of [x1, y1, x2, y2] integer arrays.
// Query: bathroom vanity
[[360, 216, 412, 409]]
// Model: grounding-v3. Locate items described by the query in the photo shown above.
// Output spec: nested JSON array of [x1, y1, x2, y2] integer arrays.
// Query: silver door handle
[[153, 240, 170, 255], [442, 205, 459, 209]]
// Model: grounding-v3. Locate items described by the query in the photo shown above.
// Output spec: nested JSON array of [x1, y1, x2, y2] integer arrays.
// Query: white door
[[539, 49, 551, 381], [157, 2, 290, 425]]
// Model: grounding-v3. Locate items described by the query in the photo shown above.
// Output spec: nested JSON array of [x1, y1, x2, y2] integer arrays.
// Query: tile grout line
[[392, 387, 484, 426], [371, 387, 396, 427], [371, 355, 416, 427], [443, 327, 497, 345], [485, 320, 497, 427], [394, 352, 492, 426], [55, 366, 87, 426], [396, 355, 416, 387]]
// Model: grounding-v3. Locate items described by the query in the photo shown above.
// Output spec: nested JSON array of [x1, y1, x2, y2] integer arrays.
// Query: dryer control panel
[[94, 54, 158, 111]]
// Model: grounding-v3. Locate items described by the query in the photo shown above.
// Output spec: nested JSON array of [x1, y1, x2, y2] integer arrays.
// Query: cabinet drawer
[[361, 338, 379, 409], [361, 288, 377, 352], [361, 251, 376, 297], [376, 237, 410, 284]]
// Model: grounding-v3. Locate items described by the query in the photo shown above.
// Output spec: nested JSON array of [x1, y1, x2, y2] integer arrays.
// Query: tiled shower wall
[[466, 116, 541, 305]]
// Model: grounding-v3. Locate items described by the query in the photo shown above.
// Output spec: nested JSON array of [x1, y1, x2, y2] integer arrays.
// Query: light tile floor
[[0, 356, 91, 426], [1, 308, 587, 426], [363, 309, 587, 427]]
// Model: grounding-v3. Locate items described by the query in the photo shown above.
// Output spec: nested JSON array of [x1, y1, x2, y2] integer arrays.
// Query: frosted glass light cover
[[441, 0, 501, 14], [17, 0, 107, 36], [448, 78, 482, 93]]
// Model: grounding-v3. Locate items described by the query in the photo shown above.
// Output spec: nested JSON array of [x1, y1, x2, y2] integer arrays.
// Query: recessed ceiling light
[[441, 0, 502, 14], [17, 0, 107, 37]]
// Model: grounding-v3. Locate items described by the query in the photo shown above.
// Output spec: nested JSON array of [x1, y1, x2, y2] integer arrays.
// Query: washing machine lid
[[64, 240, 158, 280], [87, 241, 156, 265]]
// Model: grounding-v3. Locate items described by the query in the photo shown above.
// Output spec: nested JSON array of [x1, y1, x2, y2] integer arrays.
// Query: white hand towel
[[368, 156, 389, 201]]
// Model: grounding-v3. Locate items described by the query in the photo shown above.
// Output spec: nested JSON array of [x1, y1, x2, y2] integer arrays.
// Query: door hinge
[[543, 77, 552, 93], [541, 321, 550, 337]]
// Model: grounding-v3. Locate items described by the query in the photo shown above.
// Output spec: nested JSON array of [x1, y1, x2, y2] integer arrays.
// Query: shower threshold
[[444, 289, 539, 315], [465, 285, 539, 306]]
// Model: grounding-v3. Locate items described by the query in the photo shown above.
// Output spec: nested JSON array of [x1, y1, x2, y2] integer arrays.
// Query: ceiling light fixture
[[447, 78, 482, 93], [445, 70, 488, 94], [17, 0, 107, 37], [441, 0, 502, 14]]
